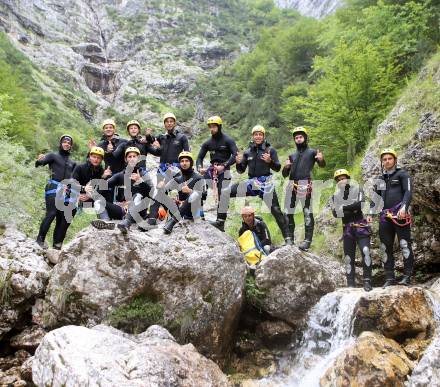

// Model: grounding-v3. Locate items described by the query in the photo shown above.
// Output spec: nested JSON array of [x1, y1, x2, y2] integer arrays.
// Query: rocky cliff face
[[275, 0, 341, 18], [0, 0, 253, 128]]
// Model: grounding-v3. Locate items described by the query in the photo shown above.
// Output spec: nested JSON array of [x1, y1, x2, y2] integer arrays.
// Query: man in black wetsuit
[[196, 116, 238, 231], [282, 127, 325, 251], [95, 119, 127, 174], [239, 206, 272, 254], [35, 134, 77, 249], [147, 112, 190, 225], [162, 151, 205, 234], [219, 125, 291, 244], [91, 147, 157, 232], [331, 169, 372, 292], [368, 148, 414, 287]]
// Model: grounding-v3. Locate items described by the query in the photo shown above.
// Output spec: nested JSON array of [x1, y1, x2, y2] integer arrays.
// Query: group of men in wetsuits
[[35, 114, 414, 291]]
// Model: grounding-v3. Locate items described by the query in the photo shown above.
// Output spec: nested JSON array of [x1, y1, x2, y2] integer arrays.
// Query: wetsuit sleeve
[[269, 148, 281, 172], [106, 173, 122, 189], [282, 154, 292, 178], [238, 224, 246, 237], [223, 137, 238, 168], [313, 149, 326, 168], [182, 135, 190, 152], [35, 152, 55, 167], [113, 142, 125, 159], [342, 188, 364, 213], [400, 170, 412, 210], [259, 221, 271, 246], [164, 176, 180, 192], [330, 195, 338, 218], [196, 141, 209, 170], [236, 151, 248, 174]]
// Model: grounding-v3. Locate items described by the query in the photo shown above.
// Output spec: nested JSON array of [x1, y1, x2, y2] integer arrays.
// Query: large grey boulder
[[0, 226, 50, 340], [255, 246, 345, 327], [41, 222, 246, 362], [32, 324, 230, 387]]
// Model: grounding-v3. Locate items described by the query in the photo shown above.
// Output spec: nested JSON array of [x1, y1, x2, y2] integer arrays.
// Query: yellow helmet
[[163, 112, 176, 122], [125, 147, 141, 157], [290, 126, 308, 137], [334, 169, 350, 180], [126, 120, 141, 131], [380, 148, 397, 159], [90, 146, 105, 158], [59, 134, 73, 145], [252, 125, 265, 135], [178, 151, 194, 163], [102, 119, 116, 130], [207, 116, 223, 126]]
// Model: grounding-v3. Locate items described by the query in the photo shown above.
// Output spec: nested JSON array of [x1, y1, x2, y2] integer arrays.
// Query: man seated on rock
[[238, 206, 272, 268], [162, 151, 206, 234], [91, 147, 157, 233], [331, 169, 372, 292]]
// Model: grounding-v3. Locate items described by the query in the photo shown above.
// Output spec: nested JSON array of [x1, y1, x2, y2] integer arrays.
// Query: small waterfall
[[261, 288, 364, 387], [406, 287, 440, 387]]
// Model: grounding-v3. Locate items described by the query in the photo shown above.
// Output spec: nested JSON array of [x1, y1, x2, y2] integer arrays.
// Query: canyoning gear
[[363, 279, 372, 292], [334, 169, 350, 180], [90, 146, 105, 158], [60, 134, 73, 145], [220, 140, 289, 243], [197, 127, 237, 228], [290, 126, 308, 137], [126, 120, 141, 130], [125, 146, 141, 157], [251, 125, 265, 135], [163, 216, 178, 234], [236, 141, 280, 178], [282, 141, 325, 249], [238, 230, 268, 266], [91, 219, 116, 230], [163, 112, 177, 122], [35, 141, 77, 246], [151, 130, 189, 164], [98, 134, 127, 173], [398, 275, 411, 286], [102, 119, 116, 129], [332, 184, 372, 283], [380, 148, 397, 159], [157, 207, 167, 221], [148, 131, 190, 220], [283, 148, 325, 181], [178, 151, 194, 163], [196, 132, 238, 169], [239, 215, 271, 250], [383, 278, 397, 288], [207, 115, 223, 126], [347, 277, 356, 287]]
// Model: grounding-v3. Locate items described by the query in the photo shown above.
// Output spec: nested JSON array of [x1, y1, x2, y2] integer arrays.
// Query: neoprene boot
[[163, 217, 178, 234]]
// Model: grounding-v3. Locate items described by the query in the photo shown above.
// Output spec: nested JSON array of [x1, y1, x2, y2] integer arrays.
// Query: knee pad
[[399, 239, 411, 259], [363, 246, 371, 267], [380, 243, 388, 263], [304, 208, 312, 226], [345, 255, 352, 274]]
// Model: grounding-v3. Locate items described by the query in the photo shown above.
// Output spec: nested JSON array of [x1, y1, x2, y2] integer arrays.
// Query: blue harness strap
[[45, 179, 79, 204], [245, 175, 274, 197], [158, 162, 180, 176]]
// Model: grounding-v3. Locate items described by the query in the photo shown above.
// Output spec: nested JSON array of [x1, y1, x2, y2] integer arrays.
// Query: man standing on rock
[[162, 151, 206, 234], [331, 169, 372, 291], [147, 112, 190, 227], [219, 125, 291, 245], [35, 134, 77, 249], [95, 119, 127, 174], [196, 116, 238, 231], [368, 148, 414, 287], [282, 127, 325, 251]]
